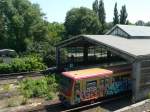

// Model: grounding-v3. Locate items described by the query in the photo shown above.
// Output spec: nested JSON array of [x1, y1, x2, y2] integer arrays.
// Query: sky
[[30, 0, 150, 23]]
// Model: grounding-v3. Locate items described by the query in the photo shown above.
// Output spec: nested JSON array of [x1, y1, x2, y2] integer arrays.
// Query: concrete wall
[[132, 59, 150, 102]]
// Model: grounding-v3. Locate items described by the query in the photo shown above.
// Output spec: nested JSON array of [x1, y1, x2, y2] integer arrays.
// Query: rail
[[0, 67, 57, 80], [62, 95, 128, 112], [15, 94, 130, 112]]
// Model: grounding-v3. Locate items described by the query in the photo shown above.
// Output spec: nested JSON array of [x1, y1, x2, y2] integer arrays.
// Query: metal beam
[[84, 37, 135, 62], [57, 37, 84, 48], [56, 47, 61, 70]]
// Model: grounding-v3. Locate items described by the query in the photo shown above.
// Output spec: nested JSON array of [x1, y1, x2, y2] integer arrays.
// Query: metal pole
[[56, 47, 61, 70]]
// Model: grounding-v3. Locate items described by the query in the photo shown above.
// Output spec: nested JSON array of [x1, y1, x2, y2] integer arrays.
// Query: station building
[[56, 24, 150, 102]]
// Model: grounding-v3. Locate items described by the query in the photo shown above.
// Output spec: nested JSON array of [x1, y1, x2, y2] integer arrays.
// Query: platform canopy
[[56, 35, 150, 61]]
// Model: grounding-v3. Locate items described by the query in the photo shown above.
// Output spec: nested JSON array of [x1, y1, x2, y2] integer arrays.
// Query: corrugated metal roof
[[84, 35, 150, 57], [111, 24, 150, 37]]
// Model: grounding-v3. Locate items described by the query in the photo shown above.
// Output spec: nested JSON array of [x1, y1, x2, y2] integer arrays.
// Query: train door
[[99, 78, 105, 97], [74, 80, 81, 104], [99, 77, 112, 97], [82, 79, 98, 101]]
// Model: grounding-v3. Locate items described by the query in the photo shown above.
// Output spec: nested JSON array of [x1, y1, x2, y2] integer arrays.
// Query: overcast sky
[[30, 0, 150, 23]]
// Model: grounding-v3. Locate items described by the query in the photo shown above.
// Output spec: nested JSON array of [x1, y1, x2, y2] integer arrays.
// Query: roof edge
[[55, 34, 84, 47], [106, 24, 131, 37]]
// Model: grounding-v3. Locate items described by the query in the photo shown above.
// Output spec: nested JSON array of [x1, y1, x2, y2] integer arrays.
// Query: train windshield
[[60, 75, 73, 94]]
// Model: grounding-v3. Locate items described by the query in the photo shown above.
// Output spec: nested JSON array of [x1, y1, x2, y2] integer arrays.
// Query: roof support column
[[132, 61, 141, 102], [56, 47, 61, 70], [107, 51, 111, 63], [83, 45, 88, 64]]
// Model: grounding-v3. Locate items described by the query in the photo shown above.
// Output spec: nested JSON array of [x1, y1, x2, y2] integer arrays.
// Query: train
[[59, 64, 132, 106]]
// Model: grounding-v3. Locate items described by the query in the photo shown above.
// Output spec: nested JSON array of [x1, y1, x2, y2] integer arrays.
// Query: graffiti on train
[[106, 79, 131, 96], [74, 77, 131, 102]]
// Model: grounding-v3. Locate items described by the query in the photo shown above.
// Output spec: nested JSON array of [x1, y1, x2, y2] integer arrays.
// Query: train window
[[86, 80, 97, 90]]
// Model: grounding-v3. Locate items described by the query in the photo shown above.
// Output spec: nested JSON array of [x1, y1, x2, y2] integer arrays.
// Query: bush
[[19, 75, 58, 100], [148, 93, 150, 99], [0, 56, 47, 74], [0, 63, 11, 74], [10, 57, 47, 72], [0, 58, 3, 63]]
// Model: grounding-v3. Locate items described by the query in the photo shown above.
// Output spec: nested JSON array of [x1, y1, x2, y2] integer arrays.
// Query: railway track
[[0, 72, 44, 85], [62, 95, 129, 112], [0, 67, 57, 85], [26, 94, 131, 112], [0, 67, 57, 80]]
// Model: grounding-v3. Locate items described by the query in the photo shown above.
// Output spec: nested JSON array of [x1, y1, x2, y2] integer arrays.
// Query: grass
[[19, 75, 58, 100], [2, 84, 10, 93], [7, 96, 27, 107], [0, 75, 59, 109]]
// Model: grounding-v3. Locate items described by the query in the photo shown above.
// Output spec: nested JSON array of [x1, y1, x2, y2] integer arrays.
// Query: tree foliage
[[145, 21, 150, 26], [47, 22, 65, 43], [0, 56, 47, 74], [135, 20, 145, 26], [92, 0, 99, 16], [64, 7, 101, 36], [92, 0, 106, 33], [119, 5, 128, 24], [98, 0, 106, 31], [113, 3, 119, 26], [0, 0, 48, 52], [26, 22, 65, 67]]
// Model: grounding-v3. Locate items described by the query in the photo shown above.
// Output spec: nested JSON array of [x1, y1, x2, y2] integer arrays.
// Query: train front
[[58, 72, 75, 106]]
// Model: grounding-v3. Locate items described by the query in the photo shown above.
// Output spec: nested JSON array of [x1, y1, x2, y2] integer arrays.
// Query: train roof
[[62, 68, 113, 80]]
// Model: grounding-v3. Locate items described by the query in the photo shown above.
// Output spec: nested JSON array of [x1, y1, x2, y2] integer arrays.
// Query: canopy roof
[[57, 35, 150, 59]]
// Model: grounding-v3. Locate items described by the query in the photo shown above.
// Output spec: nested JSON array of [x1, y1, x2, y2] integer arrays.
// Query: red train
[[59, 65, 132, 106]]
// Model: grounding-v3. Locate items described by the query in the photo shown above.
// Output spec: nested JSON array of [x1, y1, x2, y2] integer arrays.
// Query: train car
[[59, 65, 132, 106]]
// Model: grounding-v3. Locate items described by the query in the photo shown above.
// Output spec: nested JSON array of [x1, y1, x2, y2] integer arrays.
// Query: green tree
[[47, 22, 65, 43], [27, 22, 65, 67], [135, 20, 145, 26], [145, 21, 150, 26], [126, 20, 133, 25], [0, 0, 48, 52], [0, 14, 8, 48], [92, 0, 99, 16], [98, 0, 106, 32], [119, 5, 128, 24], [64, 7, 101, 36], [113, 3, 119, 26]]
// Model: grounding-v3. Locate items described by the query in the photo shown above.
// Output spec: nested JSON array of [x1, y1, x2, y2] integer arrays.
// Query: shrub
[[19, 75, 58, 100], [0, 58, 3, 63], [0, 63, 11, 74], [0, 56, 47, 74], [148, 93, 150, 99], [10, 57, 47, 72]]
